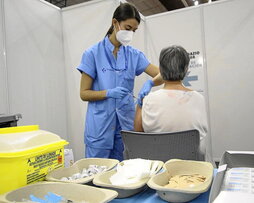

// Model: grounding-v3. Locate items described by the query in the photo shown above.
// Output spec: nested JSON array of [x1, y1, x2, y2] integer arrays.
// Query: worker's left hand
[[137, 80, 154, 106]]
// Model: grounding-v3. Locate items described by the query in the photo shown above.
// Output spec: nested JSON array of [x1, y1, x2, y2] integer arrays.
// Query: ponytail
[[105, 25, 114, 37]]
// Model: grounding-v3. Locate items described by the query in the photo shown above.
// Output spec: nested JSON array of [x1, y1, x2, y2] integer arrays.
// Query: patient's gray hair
[[159, 45, 190, 81]]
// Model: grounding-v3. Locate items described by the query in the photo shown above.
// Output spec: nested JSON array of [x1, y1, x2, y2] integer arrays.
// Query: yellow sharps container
[[0, 125, 68, 194]]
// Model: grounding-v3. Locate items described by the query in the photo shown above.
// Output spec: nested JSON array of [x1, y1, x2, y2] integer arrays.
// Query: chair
[[121, 129, 204, 162]]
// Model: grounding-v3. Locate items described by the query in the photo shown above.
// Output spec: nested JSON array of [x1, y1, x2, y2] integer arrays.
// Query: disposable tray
[[46, 158, 119, 184], [148, 159, 213, 203], [93, 160, 164, 198], [0, 182, 118, 203], [209, 151, 254, 203]]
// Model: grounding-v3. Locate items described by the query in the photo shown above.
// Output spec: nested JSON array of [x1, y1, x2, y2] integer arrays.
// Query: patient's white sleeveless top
[[142, 89, 208, 140]]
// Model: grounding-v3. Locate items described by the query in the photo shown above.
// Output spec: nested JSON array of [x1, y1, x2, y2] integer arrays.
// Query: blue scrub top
[[77, 36, 150, 149]]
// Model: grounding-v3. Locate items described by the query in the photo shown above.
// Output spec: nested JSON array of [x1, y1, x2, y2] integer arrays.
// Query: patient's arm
[[134, 105, 144, 132]]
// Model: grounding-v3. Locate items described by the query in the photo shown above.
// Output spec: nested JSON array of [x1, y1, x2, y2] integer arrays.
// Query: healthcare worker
[[77, 3, 163, 161]]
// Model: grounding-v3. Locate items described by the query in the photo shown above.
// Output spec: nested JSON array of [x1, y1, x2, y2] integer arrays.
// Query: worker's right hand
[[106, 87, 129, 99], [137, 80, 154, 106]]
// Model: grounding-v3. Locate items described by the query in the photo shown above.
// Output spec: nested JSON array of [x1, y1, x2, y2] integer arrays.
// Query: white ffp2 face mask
[[116, 23, 133, 46]]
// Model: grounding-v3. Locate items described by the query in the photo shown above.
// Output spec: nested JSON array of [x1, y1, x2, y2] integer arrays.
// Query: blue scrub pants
[[85, 117, 124, 161]]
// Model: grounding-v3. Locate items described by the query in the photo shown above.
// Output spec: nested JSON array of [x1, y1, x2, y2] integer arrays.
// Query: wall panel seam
[[1, 0, 10, 114], [200, 6, 215, 160]]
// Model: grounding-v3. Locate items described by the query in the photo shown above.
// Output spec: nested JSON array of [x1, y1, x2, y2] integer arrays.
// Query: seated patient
[[134, 45, 208, 159]]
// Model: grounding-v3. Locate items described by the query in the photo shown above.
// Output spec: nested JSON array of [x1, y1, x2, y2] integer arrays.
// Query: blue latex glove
[[30, 192, 63, 203], [30, 195, 47, 203], [45, 192, 63, 203], [138, 80, 154, 106], [106, 87, 129, 99]]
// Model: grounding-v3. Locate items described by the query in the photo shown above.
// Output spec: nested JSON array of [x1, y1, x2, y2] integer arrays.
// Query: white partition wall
[[62, 0, 120, 159], [2, 0, 68, 140], [144, 0, 254, 160], [145, 7, 206, 93], [0, 0, 9, 114], [203, 0, 254, 160]]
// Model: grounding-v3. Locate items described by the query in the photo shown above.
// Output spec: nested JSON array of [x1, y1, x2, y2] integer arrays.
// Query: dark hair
[[105, 3, 141, 36], [159, 45, 190, 81]]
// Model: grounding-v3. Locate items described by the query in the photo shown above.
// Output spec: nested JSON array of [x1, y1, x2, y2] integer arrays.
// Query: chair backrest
[[121, 129, 204, 162]]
